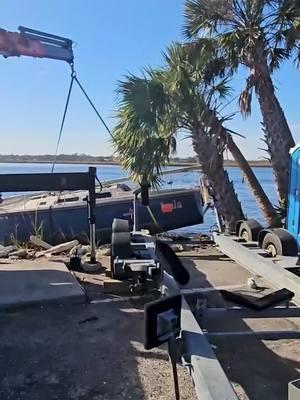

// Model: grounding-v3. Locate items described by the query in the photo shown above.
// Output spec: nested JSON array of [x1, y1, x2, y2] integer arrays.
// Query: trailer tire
[[237, 219, 263, 242], [112, 218, 130, 233], [111, 232, 131, 279], [261, 229, 298, 257], [261, 233, 283, 257]]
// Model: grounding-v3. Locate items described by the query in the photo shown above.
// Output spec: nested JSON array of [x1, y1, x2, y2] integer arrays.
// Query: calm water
[[0, 163, 278, 233]]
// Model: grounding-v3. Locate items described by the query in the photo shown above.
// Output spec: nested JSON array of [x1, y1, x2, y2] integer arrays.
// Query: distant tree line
[[0, 154, 270, 168], [0, 154, 115, 163]]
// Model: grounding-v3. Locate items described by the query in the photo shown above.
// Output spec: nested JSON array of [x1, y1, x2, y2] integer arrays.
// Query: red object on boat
[[161, 202, 174, 213]]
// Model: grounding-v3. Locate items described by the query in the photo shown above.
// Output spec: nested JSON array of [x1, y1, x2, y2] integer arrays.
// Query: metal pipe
[[213, 233, 300, 306], [88, 167, 97, 264], [163, 273, 238, 400], [201, 307, 300, 320], [90, 223, 96, 263], [168, 338, 180, 400], [133, 193, 139, 232], [206, 330, 300, 340], [18, 26, 73, 44]]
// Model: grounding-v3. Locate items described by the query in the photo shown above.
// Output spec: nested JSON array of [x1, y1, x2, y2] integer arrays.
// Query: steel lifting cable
[[73, 75, 112, 137], [51, 63, 111, 172], [51, 69, 75, 173]]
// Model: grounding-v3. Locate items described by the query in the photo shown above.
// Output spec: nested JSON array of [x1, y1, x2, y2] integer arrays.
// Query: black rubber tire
[[261, 232, 283, 257], [238, 219, 263, 242], [261, 228, 298, 257], [112, 218, 130, 233], [111, 231, 132, 279], [111, 232, 131, 258]]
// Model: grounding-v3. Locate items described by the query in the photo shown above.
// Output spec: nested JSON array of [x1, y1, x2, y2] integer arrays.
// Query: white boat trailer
[[156, 233, 300, 400], [212, 232, 300, 399]]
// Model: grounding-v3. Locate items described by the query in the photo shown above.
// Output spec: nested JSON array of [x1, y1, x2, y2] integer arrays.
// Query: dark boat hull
[[0, 189, 203, 244]]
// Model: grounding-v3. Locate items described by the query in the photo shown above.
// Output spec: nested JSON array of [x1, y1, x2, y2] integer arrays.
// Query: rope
[[51, 71, 75, 173], [51, 63, 112, 173], [74, 75, 112, 137], [146, 205, 160, 228]]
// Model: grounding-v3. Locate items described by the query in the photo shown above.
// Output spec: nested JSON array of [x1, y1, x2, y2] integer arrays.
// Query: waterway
[[0, 163, 277, 233]]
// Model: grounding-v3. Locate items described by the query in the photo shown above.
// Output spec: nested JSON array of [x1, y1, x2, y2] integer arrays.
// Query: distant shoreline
[[0, 159, 272, 168]]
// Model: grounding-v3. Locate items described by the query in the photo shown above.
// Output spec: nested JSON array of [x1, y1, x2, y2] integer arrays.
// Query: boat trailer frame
[[163, 273, 239, 400], [159, 232, 300, 399], [211, 232, 300, 398]]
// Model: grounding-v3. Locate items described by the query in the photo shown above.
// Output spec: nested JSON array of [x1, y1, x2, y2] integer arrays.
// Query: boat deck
[[0, 245, 300, 399]]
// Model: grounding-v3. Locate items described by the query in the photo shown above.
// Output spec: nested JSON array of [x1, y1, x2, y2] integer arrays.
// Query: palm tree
[[226, 134, 278, 225], [200, 104, 279, 226], [113, 70, 245, 232], [184, 0, 296, 206], [113, 44, 279, 229]]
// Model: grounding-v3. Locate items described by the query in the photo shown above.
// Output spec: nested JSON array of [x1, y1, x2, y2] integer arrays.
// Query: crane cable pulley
[[51, 62, 111, 173]]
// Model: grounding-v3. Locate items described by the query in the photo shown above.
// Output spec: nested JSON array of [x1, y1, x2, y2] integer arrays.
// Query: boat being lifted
[[0, 180, 203, 245], [0, 26, 204, 244]]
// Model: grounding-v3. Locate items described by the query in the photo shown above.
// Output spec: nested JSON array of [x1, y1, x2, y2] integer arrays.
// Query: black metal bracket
[[0, 168, 96, 193], [144, 294, 182, 350]]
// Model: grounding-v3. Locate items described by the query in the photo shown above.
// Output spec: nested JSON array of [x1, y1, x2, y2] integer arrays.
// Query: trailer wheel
[[262, 233, 283, 257], [112, 218, 130, 233], [111, 232, 131, 279], [237, 219, 263, 242], [261, 229, 298, 257]]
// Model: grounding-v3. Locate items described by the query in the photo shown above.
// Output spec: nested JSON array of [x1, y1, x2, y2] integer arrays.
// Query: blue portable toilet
[[287, 144, 300, 245]]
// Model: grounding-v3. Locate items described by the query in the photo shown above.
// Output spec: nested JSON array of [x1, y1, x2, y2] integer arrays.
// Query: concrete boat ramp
[[0, 259, 85, 310], [1, 242, 300, 399]]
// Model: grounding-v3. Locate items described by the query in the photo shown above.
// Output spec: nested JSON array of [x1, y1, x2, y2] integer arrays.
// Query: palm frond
[[269, 46, 290, 70], [239, 88, 252, 117], [184, 0, 235, 38], [211, 77, 232, 98], [238, 74, 255, 117], [184, 0, 299, 74], [117, 73, 167, 131]]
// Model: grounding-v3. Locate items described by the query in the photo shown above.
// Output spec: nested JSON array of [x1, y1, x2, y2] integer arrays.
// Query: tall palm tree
[[184, 0, 296, 206], [118, 44, 278, 226], [113, 44, 278, 229], [113, 70, 245, 232], [201, 105, 279, 226]]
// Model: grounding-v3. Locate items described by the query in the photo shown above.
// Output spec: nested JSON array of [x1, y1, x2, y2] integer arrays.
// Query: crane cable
[[73, 74, 112, 137], [51, 69, 75, 173], [51, 63, 111, 173]]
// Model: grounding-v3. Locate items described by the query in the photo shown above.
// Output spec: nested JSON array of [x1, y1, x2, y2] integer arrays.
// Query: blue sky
[[0, 0, 299, 159]]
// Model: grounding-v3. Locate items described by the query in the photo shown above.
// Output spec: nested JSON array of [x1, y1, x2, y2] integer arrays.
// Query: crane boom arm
[[0, 26, 73, 63]]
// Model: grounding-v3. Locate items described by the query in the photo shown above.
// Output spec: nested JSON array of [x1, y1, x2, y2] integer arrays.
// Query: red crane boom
[[0, 26, 73, 63]]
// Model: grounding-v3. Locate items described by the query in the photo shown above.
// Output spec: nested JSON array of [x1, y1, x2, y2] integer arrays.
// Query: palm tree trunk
[[255, 75, 294, 205], [226, 134, 279, 227], [249, 43, 295, 205], [192, 129, 245, 232], [206, 106, 279, 227]]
